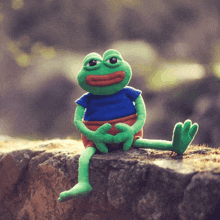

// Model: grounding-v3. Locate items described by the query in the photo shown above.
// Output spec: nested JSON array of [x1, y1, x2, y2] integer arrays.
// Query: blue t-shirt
[[75, 86, 141, 121]]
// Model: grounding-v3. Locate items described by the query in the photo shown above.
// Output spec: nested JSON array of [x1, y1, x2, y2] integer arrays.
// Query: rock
[[1, 138, 220, 220], [179, 172, 220, 220], [0, 149, 36, 201]]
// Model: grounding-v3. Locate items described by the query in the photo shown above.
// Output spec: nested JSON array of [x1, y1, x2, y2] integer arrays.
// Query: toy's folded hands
[[90, 123, 114, 154], [172, 119, 199, 154], [114, 123, 135, 151]]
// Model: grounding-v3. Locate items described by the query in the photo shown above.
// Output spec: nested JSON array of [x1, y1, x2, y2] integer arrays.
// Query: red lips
[[86, 71, 125, 87]]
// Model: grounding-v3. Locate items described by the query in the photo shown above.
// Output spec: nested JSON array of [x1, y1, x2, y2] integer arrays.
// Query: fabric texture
[[75, 86, 141, 121]]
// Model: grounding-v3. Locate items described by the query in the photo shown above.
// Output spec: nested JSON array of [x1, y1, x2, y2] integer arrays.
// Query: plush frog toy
[[58, 49, 199, 202]]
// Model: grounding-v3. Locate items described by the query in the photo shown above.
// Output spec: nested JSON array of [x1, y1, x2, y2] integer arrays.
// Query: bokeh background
[[1, 0, 220, 147]]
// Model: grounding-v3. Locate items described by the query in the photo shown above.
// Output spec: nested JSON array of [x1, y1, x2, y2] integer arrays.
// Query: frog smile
[[85, 71, 125, 87]]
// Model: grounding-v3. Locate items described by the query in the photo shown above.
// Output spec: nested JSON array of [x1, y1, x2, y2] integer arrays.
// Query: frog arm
[[74, 104, 93, 138], [114, 95, 146, 150], [114, 94, 145, 137], [74, 104, 114, 152], [131, 94, 146, 133]]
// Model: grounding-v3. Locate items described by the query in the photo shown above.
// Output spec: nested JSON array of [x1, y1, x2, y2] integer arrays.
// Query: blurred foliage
[[11, 0, 24, 10], [1, 0, 220, 144], [1, 0, 220, 61], [150, 62, 205, 91], [6, 40, 58, 67], [1, 0, 220, 87]]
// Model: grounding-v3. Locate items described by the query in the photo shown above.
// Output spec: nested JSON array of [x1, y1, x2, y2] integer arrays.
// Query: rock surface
[[1, 138, 220, 220]]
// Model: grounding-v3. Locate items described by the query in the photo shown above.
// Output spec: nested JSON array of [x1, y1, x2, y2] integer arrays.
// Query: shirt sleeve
[[124, 86, 142, 101], [75, 93, 90, 108]]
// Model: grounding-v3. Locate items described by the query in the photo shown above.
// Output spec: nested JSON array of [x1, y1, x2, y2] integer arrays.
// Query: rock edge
[[1, 138, 220, 220]]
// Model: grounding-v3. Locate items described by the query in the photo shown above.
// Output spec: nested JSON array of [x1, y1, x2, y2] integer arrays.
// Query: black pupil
[[110, 57, 117, 64], [89, 60, 97, 66]]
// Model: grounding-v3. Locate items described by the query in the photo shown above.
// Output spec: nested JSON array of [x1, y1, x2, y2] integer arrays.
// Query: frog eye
[[107, 57, 118, 64], [86, 59, 101, 67]]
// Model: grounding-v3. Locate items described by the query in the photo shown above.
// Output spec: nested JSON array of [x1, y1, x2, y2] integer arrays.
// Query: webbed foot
[[58, 182, 92, 202], [172, 119, 199, 154]]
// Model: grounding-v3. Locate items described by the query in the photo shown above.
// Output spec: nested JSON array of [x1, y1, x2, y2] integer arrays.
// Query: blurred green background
[[1, 0, 220, 147]]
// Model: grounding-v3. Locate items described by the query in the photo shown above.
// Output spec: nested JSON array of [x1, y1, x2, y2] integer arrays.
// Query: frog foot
[[172, 119, 199, 154], [58, 182, 93, 202]]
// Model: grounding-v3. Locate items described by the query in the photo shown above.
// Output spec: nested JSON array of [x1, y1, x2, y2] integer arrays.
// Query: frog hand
[[114, 123, 135, 151], [93, 123, 114, 154], [172, 119, 199, 154]]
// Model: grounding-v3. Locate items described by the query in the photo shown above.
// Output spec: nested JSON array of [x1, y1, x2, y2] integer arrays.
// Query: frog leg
[[58, 146, 96, 202], [133, 139, 173, 150], [133, 120, 198, 154]]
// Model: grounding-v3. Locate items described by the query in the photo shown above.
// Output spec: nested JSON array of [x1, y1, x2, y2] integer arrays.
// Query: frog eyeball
[[107, 57, 118, 64], [86, 60, 101, 67]]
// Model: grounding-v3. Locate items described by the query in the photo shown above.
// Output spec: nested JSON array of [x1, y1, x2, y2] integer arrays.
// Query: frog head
[[77, 49, 132, 95]]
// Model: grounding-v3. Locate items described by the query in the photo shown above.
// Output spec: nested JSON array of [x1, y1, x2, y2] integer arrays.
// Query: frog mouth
[[85, 71, 125, 87]]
